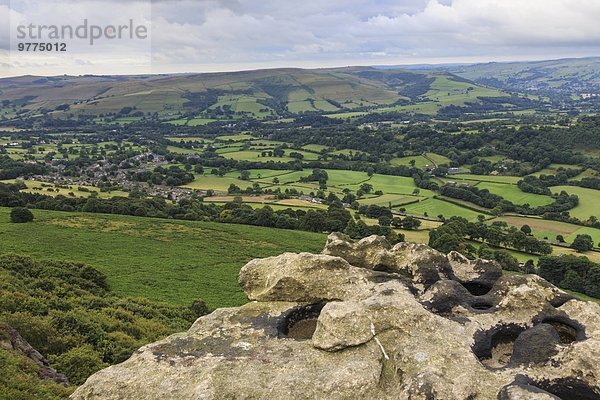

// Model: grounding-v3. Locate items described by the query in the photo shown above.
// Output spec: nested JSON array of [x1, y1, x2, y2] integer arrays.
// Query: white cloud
[[2, 0, 600, 76]]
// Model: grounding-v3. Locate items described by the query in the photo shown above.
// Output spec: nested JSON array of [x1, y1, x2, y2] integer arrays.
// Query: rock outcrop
[[0, 323, 69, 386], [71, 234, 600, 400]]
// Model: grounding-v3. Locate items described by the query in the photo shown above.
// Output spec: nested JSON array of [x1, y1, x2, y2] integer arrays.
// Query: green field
[[492, 215, 600, 246], [550, 186, 599, 220], [424, 153, 451, 165], [475, 182, 554, 206], [183, 174, 254, 191], [302, 144, 329, 152], [221, 150, 293, 162], [3, 179, 128, 199], [358, 194, 419, 207], [347, 174, 435, 196], [391, 155, 432, 169], [0, 208, 326, 309], [224, 169, 293, 180], [402, 198, 483, 221], [448, 174, 523, 184], [530, 164, 580, 176]]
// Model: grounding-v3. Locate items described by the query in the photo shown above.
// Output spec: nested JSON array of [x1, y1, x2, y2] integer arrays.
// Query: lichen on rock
[[71, 234, 600, 400]]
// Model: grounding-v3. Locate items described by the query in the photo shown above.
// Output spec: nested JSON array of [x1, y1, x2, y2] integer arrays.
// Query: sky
[[1, 0, 600, 77]]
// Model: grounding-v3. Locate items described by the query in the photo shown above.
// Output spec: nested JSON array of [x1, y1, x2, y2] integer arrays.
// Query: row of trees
[[428, 218, 599, 298], [428, 217, 552, 260], [441, 184, 580, 216], [0, 183, 401, 243], [130, 165, 195, 186], [538, 255, 600, 298]]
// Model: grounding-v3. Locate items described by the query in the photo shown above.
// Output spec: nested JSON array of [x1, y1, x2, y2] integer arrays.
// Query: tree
[[359, 183, 373, 194], [255, 206, 275, 227], [10, 207, 34, 223], [571, 234, 594, 252], [300, 210, 327, 232], [217, 166, 227, 176], [431, 232, 461, 253], [560, 270, 586, 292], [189, 299, 209, 317], [585, 266, 600, 298], [523, 259, 536, 274], [520, 224, 532, 235], [227, 184, 241, 194], [493, 250, 520, 272], [401, 216, 422, 230], [556, 234, 565, 243], [240, 170, 251, 180], [344, 219, 360, 238], [378, 216, 391, 227]]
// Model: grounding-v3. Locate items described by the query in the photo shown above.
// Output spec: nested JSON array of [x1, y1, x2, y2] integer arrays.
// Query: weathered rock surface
[[0, 323, 69, 386], [71, 234, 600, 400]]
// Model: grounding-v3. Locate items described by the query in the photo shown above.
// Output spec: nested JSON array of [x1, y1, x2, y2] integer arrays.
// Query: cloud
[[2, 0, 600, 76]]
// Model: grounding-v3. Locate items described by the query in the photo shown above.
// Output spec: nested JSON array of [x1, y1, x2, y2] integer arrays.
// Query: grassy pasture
[[188, 118, 218, 126], [165, 118, 189, 125], [215, 145, 244, 154], [224, 169, 293, 180], [402, 198, 483, 221], [530, 164, 580, 177], [324, 170, 370, 186], [490, 216, 600, 247], [329, 149, 360, 156], [391, 155, 431, 169], [183, 175, 252, 192], [448, 174, 522, 184], [1, 179, 128, 199], [571, 169, 599, 181], [216, 134, 254, 141], [168, 137, 214, 143], [222, 150, 297, 162], [0, 207, 326, 309], [479, 155, 506, 163], [358, 194, 419, 207], [324, 111, 368, 119], [354, 174, 423, 194], [166, 145, 204, 155], [424, 153, 451, 165], [550, 186, 599, 220], [468, 241, 600, 265], [302, 144, 329, 152], [475, 182, 554, 206], [492, 216, 578, 238], [567, 227, 600, 247]]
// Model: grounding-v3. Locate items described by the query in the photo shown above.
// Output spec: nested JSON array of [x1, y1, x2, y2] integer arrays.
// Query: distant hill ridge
[[0, 66, 507, 119]]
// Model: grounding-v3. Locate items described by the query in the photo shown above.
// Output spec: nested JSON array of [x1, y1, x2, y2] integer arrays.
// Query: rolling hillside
[[0, 67, 509, 120], [440, 57, 600, 97]]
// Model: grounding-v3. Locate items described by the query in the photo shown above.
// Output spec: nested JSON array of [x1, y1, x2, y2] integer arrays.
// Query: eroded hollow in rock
[[472, 325, 526, 369], [470, 301, 493, 311], [532, 378, 600, 400], [541, 318, 580, 344], [278, 303, 325, 340], [549, 294, 575, 308], [461, 282, 493, 296]]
